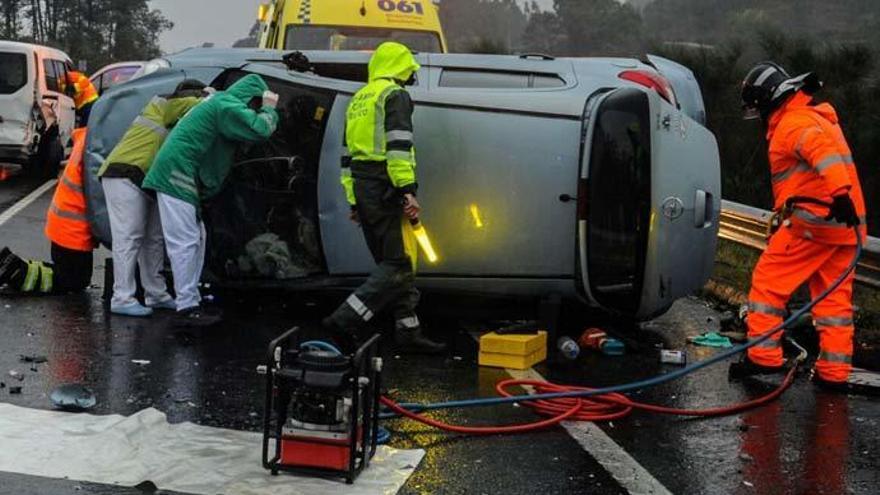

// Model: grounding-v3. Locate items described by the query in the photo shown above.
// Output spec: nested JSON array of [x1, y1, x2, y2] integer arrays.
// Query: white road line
[[506, 367, 674, 495], [0, 179, 57, 228]]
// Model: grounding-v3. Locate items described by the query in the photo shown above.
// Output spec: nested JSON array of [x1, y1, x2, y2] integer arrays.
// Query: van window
[[0, 53, 27, 94], [54, 60, 70, 93], [587, 88, 651, 313], [439, 69, 565, 89], [44, 59, 59, 92], [284, 25, 442, 53]]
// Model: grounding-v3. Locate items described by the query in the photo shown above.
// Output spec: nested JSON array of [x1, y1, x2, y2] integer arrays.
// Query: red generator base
[[280, 435, 354, 471]]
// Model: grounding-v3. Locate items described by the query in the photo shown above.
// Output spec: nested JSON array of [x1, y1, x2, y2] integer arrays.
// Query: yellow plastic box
[[478, 331, 547, 370]]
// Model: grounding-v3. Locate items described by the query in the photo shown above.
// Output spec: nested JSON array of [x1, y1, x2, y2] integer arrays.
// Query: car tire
[[28, 134, 63, 180]]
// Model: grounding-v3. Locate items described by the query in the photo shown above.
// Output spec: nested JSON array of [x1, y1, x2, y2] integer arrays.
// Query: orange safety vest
[[67, 71, 98, 110], [766, 91, 868, 245], [45, 128, 95, 251]]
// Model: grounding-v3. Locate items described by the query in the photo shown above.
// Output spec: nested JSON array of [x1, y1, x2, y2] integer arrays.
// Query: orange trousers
[[747, 227, 855, 382]]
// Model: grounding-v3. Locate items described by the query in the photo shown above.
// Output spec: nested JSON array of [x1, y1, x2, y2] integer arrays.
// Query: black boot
[[395, 327, 447, 355], [0, 248, 28, 288], [729, 355, 787, 381]]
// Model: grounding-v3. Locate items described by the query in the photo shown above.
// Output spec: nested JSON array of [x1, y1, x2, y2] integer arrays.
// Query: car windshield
[[284, 25, 441, 53], [0, 52, 27, 95]]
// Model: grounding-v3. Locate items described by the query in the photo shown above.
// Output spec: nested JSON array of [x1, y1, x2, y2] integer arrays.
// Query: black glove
[[825, 194, 860, 227]]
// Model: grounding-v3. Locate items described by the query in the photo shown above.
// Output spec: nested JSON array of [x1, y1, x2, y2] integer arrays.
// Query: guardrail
[[719, 200, 880, 289]]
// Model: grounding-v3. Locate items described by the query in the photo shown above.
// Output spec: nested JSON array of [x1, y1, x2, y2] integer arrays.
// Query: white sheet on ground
[[0, 404, 424, 495]]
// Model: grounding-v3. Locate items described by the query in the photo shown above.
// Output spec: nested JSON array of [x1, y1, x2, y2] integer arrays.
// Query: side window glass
[[532, 74, 566, 88], [104, 67, 139, 90], [439, 69, 529, 89], [95, 74, 106, 94], [55, 61, 69, 93], [439, 69, 566, 89], [43, 59, 58, 92]]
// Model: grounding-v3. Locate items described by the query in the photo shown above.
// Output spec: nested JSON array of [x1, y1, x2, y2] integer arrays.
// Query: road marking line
[[0, 179, 56, 228], [505, 367, 673, 495]]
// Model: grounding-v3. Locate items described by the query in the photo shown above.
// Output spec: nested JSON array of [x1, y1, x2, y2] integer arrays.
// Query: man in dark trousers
[[323, 42, 445, 354]]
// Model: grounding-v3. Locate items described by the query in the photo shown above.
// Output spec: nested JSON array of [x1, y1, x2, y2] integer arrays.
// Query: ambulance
[[257, 0, 447, 53]]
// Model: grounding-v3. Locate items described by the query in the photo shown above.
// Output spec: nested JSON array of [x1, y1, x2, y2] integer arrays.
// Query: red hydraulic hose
[[380, 367, 797, 435]]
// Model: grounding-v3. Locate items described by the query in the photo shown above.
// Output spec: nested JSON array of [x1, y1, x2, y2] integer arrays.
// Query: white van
[[0, 41, 76, 176]]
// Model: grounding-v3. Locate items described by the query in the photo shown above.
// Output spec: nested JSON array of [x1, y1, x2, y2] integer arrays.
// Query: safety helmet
[[741, 62, 797, 120]]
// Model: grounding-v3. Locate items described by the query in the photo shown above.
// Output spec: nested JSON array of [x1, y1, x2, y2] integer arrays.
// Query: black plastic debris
[[50, 384, 97, 411], [9, 386, 22, 394], [19, 354, 48, 364], [134, 480, 159, 493]]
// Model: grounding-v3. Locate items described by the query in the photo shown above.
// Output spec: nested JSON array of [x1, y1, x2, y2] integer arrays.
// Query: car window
[[284, 25, 442, 53], [439, 69, 565, 89], [43, 59, 59, 92], [0, 52, 27, 95], [92, 73, 104, 93], [101, 66, 140, 92], [587, 88, 652, 313], [55, 60, 69, 93]]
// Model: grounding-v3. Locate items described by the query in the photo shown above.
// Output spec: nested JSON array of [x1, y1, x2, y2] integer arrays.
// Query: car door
[[41, 57, 75, 143], [580, 87, 720, 319], [640, 90, 720, 318]]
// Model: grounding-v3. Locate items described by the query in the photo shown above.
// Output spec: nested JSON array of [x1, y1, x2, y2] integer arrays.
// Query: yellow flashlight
[[410, 219, 439, 263]]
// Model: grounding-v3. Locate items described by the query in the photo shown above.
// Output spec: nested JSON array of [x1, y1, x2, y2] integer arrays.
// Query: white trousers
[[102, 178, 171, 308], [157, 193, 206, 312]]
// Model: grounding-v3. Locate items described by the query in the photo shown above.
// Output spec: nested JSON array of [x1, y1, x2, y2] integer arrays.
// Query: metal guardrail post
[[719, 200, 880, 289]]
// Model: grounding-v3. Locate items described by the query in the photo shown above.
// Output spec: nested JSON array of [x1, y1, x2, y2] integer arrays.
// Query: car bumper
[[0, 145, 30, 165]]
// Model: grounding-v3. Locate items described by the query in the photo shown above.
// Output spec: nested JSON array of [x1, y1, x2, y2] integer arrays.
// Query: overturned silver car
[[85, 48, 720, 320]]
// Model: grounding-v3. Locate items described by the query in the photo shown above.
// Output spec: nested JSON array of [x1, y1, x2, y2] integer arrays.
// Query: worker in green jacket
[[323, 42, 446, 354], [99, 79, 208, 317], [143, 74, 280, 327]]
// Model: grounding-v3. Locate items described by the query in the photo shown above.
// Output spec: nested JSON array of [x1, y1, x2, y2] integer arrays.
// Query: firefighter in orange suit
[[731, 62, 867, 392], [66, 70, 99, 127], [0, 128, 95, 294]]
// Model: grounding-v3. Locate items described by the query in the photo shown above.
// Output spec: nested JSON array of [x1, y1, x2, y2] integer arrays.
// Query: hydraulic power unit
[[261, 327, 382, 484]]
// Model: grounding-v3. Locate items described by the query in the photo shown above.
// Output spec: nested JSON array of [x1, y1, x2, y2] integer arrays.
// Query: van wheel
[[28, 135, 63, 180]]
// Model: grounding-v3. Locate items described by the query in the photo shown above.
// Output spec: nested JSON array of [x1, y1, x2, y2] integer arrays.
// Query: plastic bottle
[[557, 336, 580, 360], [578, 328, 625, 356]]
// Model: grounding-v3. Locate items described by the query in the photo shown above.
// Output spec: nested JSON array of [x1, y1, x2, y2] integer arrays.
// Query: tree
[[440, 0, 527, 53], [234, 21, 261, 48], [552, 0, 643, 56], [1, 0, 172, 72]]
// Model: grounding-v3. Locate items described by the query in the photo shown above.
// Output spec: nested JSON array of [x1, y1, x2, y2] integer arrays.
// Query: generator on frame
[[260, 327, 382, 484]]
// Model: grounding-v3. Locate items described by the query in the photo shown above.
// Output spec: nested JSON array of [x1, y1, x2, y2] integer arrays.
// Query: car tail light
[[618, 70, 677, 106]]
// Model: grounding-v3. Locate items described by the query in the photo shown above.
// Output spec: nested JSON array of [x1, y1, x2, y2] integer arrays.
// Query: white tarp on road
[[0, 403, 424, 495]]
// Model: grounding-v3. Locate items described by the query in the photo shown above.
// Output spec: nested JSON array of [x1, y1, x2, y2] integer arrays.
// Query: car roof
[[0, 40, 71, 60]]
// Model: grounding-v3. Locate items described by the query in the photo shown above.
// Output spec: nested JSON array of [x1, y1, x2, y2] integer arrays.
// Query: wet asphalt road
[[1, 173, 879, 495]]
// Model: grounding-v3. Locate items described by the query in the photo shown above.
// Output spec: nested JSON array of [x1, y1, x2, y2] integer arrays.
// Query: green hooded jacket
[[98, 94, 202, 185], [143, 74, 279, 207], [341, 42, 420, 205]]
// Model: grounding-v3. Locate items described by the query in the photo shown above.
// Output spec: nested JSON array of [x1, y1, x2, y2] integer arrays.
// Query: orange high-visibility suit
[[66, 71, 98, 110], [747, 91, 867, 383]]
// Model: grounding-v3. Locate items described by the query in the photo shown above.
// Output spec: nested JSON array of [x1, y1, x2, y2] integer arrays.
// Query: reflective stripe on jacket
[[766, 91, 868, 245], [98, 95, 202, 185], [45, 128, 94, 251], [68, 71, 98, 110], [341, 42, 420, 206]]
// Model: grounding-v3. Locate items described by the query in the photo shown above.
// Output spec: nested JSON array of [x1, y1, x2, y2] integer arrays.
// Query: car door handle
[[558, 194, 577, 203], [694, 189, 713, 228]]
